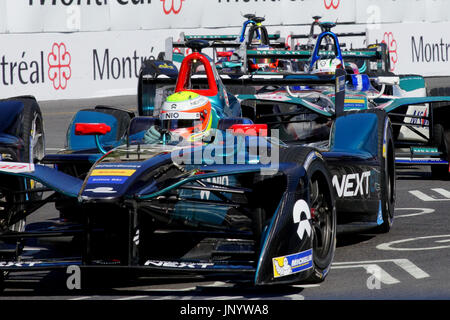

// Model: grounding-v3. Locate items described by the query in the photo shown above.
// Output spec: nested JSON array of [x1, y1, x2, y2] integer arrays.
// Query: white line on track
[[377, 235, 450, 251], [333, 259, 430, 280], [409, 189, 450, 201], [432, 188, 450, 198], [203, 296, 243, 300], [292, 284, 321, 288], [151, 295, 173, 300], [436, 239, 450, 243], [145, 287, 197, 292], [114, 296, 149, 301], [332, 264, 400, 285], [69, 296, 92, 300], [395, 208, 435, 218]]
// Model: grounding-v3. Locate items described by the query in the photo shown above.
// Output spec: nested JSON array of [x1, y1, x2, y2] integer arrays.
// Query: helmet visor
[[160, 111, 202, 131]]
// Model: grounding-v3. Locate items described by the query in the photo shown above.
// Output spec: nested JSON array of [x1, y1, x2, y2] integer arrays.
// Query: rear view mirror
[[75, 123, 111, 136], [230, 124, 268, 136]]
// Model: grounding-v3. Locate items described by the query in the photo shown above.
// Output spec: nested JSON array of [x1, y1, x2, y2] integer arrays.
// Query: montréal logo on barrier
[[324, 0, 340, 10], [382, 32, 398, 72], [48, 42, 72, 90], [161, 0, 185, 15]]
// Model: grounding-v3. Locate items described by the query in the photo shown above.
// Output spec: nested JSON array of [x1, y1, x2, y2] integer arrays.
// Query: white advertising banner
[[4, 0, 359, 33], [4, 0, 450, 34], [367, 22, 450, 76], [0, 22, 371, 102], [0, 26, 245, 101]]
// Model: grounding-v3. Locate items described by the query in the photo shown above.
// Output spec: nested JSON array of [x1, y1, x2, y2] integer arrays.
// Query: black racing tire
[[19, 97, 45, 204], [280, 147, 337, 284], [0, 97, 45, 232], [376, 112, 396, 233], [17, 97, 45, 164], [431, 124, 450, 180], [0, 271, 5, 293]]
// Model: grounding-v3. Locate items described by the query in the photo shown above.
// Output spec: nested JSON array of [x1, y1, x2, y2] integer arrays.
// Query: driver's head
[[160, 91, 212, 141]]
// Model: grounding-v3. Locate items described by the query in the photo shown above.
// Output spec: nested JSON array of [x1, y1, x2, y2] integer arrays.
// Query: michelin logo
[[332, 171, 371, 198], [273, 249, 313, 278]]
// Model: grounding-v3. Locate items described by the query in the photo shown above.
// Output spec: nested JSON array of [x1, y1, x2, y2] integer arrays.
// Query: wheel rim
[[309, 174, 333, 263], [30, 114, 45, 162]]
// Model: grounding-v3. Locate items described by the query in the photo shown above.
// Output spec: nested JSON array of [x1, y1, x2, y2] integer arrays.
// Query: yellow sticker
[[91, 169, 136, 177], [344, 99, 366, 104]]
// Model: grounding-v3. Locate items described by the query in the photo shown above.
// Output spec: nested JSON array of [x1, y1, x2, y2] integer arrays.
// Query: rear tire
[[377, 114, 396, 233], [0, 271, 5, 293]]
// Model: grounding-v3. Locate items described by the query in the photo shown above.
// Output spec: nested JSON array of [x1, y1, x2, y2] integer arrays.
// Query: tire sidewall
[[307, 157, 337, 274], [379, 115, 396, 232]]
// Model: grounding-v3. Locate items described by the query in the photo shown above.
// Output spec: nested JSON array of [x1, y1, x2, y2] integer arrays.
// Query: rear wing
[[244, 46, 388, 74], [290, 31, 366, 49], [163, 33, 287, 62], [140, 69, 347, 117], [181, 31, 282, 42]]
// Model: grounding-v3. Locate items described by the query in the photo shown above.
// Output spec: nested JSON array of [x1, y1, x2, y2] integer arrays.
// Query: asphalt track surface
[[1, 96, 450, 302]]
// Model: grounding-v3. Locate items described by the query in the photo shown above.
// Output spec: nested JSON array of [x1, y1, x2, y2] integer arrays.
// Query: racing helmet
[[309, 58, 343, 75], [160, 91, 212, 142]]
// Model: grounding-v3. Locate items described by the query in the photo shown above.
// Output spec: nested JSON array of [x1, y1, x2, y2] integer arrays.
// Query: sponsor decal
[[157, 62, 175, 70], [84, 187, 117, 194], [47, 42, 71, 90], [377, 201, 384, 225], [199, 176, 230, 200], [0, 154, 13, 161], [95, 163, 142, 169], [255, 94, 291, 102], [324, 0, 340, 10], [293, 199, 312, 241], [332, 171, 371, 198], [0, 162, 35, 173], [0, 261, 41, 267], [87, 176, 128, 184], [91, 169, 136, 176], [144, 260, 214, 269], [344, 98, 367, 109], [303, 152, 318, 171], [336, 75, 346, 93], [272, 249, 313, 278], [382, 32, 398, 72], [383, 118, 389, 158]]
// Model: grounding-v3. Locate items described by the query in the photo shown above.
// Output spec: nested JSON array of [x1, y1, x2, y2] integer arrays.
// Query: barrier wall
[[1, 0, 449, 34]]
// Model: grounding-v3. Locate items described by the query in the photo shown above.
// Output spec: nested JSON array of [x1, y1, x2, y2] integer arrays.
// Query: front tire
[[280, 147, 337, 284]]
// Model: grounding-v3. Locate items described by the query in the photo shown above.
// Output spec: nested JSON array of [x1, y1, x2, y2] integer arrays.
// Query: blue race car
[[0, 38, 393, 289]]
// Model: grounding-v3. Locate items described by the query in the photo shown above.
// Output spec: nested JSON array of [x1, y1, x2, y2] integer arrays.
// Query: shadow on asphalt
[[1, 269, 306, 299], [336, 234, 375, 248], [396, 167, 449, 181]]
